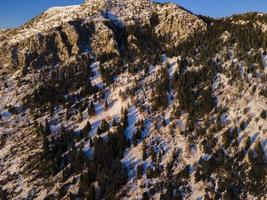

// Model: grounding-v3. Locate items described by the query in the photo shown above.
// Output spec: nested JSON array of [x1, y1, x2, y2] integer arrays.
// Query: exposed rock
[[0, 0, 205, 71]]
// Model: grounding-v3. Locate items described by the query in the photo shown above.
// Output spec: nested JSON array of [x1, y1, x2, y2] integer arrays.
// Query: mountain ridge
[[0, 1, 266, 199]]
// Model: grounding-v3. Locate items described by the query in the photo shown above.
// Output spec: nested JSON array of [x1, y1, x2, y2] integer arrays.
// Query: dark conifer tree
[[82, 121, 92, 138], [112, 118, 118, 127], [137, 164, 144, 179], [100, 119, 110, 133], [162, 118, 167, 127], [44, 119, 51, 136], [142, 141, 148, 161], [104, 100, 109, 111], [88, 102, 96, 116], [97, 127, 102, 136]]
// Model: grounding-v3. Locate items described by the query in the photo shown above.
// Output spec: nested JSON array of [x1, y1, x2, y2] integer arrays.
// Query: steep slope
[[0, 0, 207, 199], [0, 0, 205, 70], [0, 1, 266, 200]]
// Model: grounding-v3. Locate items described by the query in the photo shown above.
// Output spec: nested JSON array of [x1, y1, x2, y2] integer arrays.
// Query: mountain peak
[[82, 0, 154, 20], [83, 0, 151, 4]]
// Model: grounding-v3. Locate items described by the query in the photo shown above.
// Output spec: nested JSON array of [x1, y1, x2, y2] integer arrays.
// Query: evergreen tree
[[162, 118, 167, 127], [65, 107, 71, 120], [86, 184, 96, 200], [42, 135, 50, 155], [88, 102, 96, 116], [97, 127, 102, 136], [70, 148, 85, 173], [93, 93, 97, 102], [100, 119, 110, 133], [122, 108, 129, 128], [89, 138, 94, 147], [104, 100, 109, 111], [165, 183, 174, 199], [222, 129, 231, 149], [150, 147, 157, 162], [240, 120, 246, 131], [232, 127, 239, 140], [44, 119, 51, 136], [112, 118, 118, 126], [142, 141, 148, 161], [132, 133, 138, 146], [244, 136, 251, 150], [254, 141, 265, 163], [260, 110, 267, 119], [146, 167, 153, 179], [137, 164, 144, 179], [140, 119, 145, 131], [136, 128, 142, 140], [82, 121, 91, 138]]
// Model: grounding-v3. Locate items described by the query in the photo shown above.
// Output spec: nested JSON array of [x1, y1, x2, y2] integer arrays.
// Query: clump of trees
[[151, 67, 170, 111], [35, 107, 131, 199], [26, 59, 98, 111]]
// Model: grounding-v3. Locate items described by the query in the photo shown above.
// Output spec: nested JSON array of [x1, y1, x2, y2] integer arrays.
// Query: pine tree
[[136, 128, 142, 140], [112, 118, 118, 126], [146, 167, 153, 179], [240, 120, 246, 131], [70, 148, 85, 173], [88, 102, 96, 116], [140, 119, 145, 131], [122, 108, 128, 128], [248, 149, 254, 164], [165, 183, 174, 199], [97, 127, 102, 136], [42, 135, 50, 155], [232, 127, 239, 140], [244, 136, 251, 150], [150, 147, 157, 162], [100, 119, 110, 133], [65, 107, 71, 120], [44, 119, 51, 136], [142, 192, 149, 200], [166, 162, 173, 178], [104, 100, 109, 111], [132, 133, 138, 146], [260, 110, 267, 119], [142, 141, 147, 160], [93, 93, 97, 102], [162, 118, 167, 127], [89, 138, 94, 147], [172, 71, 179, 90], [179, 56, 188, 74], [86, 184, 96, 200], [254, 141, 264, 163], [49, 103, 54, 117], [222, 129, 231, 149], [37, 123, 44, 135], [137, 164, 144, 179], [82, 121, 91, 138]]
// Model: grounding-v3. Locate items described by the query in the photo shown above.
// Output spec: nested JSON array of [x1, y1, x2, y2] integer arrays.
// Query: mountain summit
[[0, 0, 205, 71], [0, 1, 266, 199]]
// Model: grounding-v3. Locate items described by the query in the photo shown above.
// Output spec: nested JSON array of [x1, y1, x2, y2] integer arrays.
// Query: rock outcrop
[[0, 0, 206, 71]]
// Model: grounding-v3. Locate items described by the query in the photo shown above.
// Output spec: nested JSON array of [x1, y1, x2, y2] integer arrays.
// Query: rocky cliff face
[[0, 0, 205, 71]]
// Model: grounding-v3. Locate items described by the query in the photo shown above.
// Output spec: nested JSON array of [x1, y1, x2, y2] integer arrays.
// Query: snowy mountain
[[0, 0, 266, 199]]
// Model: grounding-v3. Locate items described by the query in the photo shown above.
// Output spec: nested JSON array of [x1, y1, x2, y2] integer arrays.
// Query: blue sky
[[1, 0, 267, 29]]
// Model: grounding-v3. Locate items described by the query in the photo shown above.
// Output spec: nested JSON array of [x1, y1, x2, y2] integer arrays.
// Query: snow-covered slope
[[0, 1, 266, 199]]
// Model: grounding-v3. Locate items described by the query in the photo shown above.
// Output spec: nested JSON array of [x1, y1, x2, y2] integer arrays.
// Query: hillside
[[0, 1, 266, 199]]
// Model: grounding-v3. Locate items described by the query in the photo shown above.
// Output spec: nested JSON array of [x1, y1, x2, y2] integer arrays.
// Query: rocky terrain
[[0, 0, 266, 199]]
